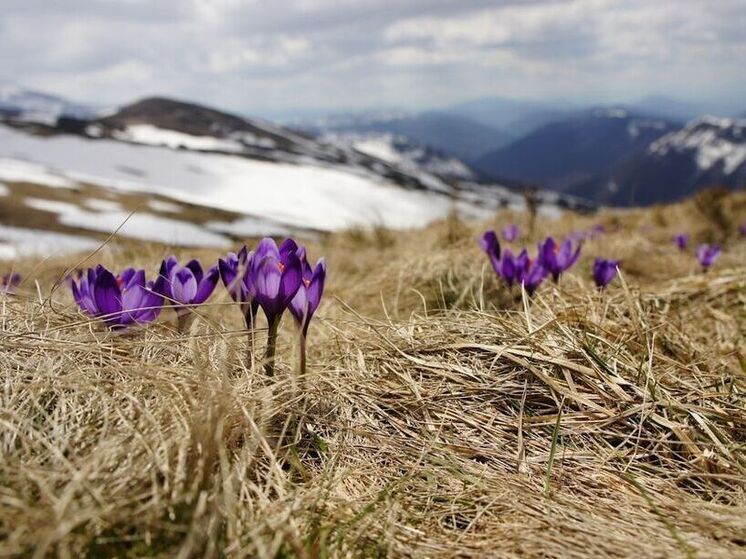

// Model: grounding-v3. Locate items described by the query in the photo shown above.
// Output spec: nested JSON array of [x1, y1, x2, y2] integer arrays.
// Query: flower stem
[[264, 317, 280, 377], [298, 332, 307, 379], [177, 312, 189, 334]]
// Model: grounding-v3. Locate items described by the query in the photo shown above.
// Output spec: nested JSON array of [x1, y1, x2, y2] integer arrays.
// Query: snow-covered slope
[[604, 116, 746, 205], [0, 124, 473, 232], [648, 116, 746, 174], [324, 132, 476, 180]]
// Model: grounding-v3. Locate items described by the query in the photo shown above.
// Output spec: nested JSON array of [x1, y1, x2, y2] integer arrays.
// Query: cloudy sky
[[1, 0, 745, 115]]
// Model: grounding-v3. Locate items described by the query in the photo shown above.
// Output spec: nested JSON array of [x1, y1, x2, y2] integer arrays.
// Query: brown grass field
[[1, 189, 745, 558]]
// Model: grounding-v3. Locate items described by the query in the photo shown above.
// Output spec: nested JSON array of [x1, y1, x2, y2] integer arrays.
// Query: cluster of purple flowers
[[479, 231, 583, 295], [68, 237, 326, 375], [672, 233, 722, 270], [218, 238, 326, 374]]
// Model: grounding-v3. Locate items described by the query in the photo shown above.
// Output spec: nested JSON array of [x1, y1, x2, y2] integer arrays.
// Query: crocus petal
[[254, 237, 279, 262], [93, 269, 123, 319], [306, 259, 326, 314], [170, 267, 197, 304], [255, 255, 283, 300], [119, 267, 137, 288], [193, 265, 219, 304], [162, 256, 178, 277], [479, 231, 501, 275], [219, 253, 245, 302], [289, 283, 308, 325], [279, 251, 303, 305], [121, 270, 147, 311], [279, 238, 299, 258], [185, 259, 204, 285]]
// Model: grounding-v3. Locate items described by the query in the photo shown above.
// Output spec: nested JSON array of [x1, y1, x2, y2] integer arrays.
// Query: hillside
[[601, 116, 746, 205], [1, 190, 745, 556], [299, 110, 511, 162], [473, 109, 677, 192]]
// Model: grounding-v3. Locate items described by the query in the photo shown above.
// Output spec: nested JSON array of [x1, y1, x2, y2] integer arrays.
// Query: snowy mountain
[[599, 116, 746, 205], [473, 108, 678, 194], [297, 110, 510, 162], [322, 132, 476, 180], [0, 84, 98, 125]]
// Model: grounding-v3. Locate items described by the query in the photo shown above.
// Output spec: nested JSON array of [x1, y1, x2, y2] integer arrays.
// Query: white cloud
[[0, 0, 744, 112]]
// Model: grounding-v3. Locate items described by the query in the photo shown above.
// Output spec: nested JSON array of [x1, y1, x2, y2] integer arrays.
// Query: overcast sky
[[1, 0, 745, 115]]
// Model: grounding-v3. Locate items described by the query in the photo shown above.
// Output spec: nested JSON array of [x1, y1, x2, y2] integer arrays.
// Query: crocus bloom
[[696, 244, 721, 270], [538, 237, 581, 282], [157, 256, 219, 314], [673, 233, 689, 250], [497, 248, 518, 287], [521, 259, 548, 295], [592, 258, 619, 289], [288, 252, 326, 337], [70, 265, 163, 329], [479, 231, 501, 277], [502, 248, 547, 294], [288, 248, 326, 377], [502, 224, 519, 242], [251, 237, 303, 327], [738, 223, 746, 237], [219, 246, 259, 328], [0, 272, 21, 294]]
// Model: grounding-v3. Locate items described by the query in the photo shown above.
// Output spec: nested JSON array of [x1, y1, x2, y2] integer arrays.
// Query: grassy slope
[[1, 190, 745, 557]]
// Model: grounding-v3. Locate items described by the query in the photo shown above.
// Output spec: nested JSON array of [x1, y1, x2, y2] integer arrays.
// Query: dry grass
[[1, 192, 745, 558]]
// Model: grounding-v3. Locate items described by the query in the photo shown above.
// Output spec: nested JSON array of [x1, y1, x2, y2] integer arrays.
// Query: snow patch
[[0, 183, 8, 196], [114, 124, 246, 153], [0, 124, 473, 232], [146, 199, 182, 213], [0, 157, 78, 188], [649, 118, 746, 173], [0, 224, 101, 260], [83, 198, 124, 212], [206, 217, 291, 238]]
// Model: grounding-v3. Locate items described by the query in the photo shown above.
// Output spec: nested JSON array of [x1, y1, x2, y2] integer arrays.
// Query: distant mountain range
[[297, 110, 511, 162], [603, 117, 746, 205], [472, 108, 678, 193], [2, 84, 743, 209]]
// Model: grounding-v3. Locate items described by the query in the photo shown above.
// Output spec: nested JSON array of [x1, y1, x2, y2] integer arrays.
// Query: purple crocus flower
[[288, 252, 326, 337], [502, 248, 547, 294], [538, 237, 581, 282], [521, 259, 548, 295], [502, 224, 519, 242], [157, 256, 219, 330], [738, 223, 746, 237], [219, 246, 259, 329], [480, 230, 548, 295], [497, 248, 518, 287], [592, 258, 619, 289], [673, 233, 689, 251], [288, 249, 327, 376], [0, 272, 21, 295], [251, 237, 303, 327], [695, 244, 721, 270], [479, 231, 501, 277], [70, 265, 163, 329]]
